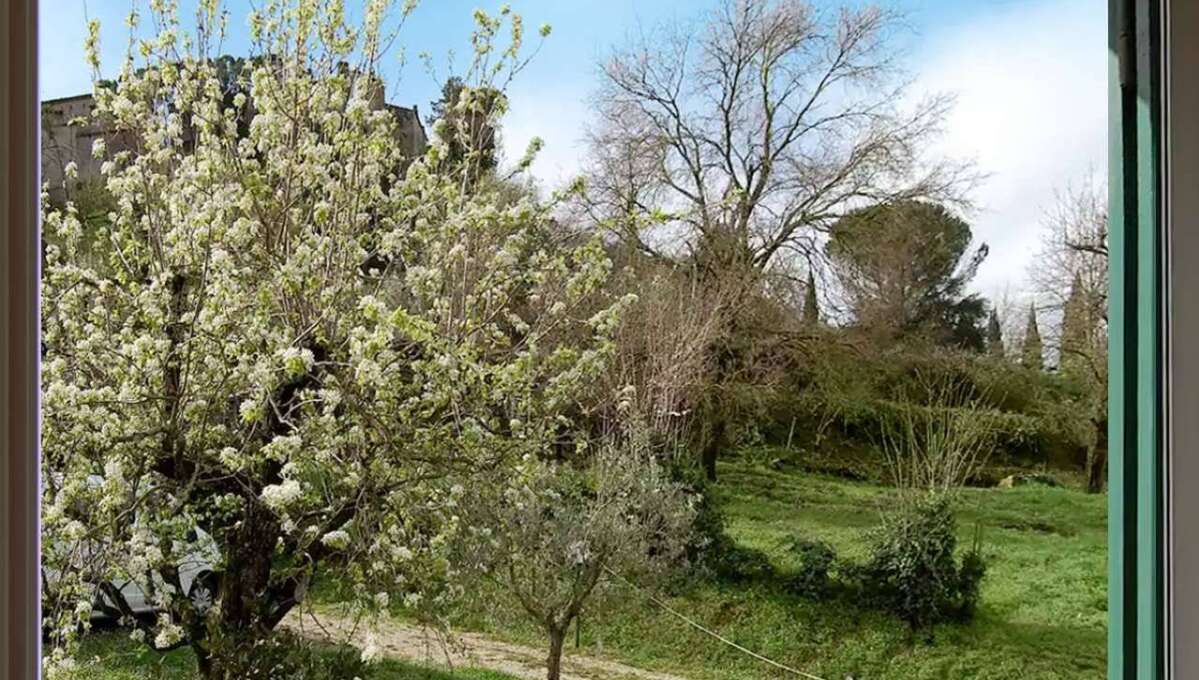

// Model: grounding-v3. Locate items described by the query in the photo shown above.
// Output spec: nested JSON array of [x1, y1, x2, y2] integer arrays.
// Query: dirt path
[[281, 609, 690, 680]]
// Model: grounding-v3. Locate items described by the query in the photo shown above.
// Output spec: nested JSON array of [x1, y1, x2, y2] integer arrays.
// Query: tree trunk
[[546, 626, 567, 680], [701, 415, 724, 482], [194, 647, 215, 678], [1086, 418, 1108, 493], [189, 503, 285, 679]]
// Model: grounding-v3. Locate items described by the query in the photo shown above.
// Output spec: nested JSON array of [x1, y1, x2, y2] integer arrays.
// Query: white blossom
[[153, 620, 183, 649], [321, 530, 351, 550], [360, 631, 382, 663], [260, 479, 302, 510], [40, 0, 625, 667]]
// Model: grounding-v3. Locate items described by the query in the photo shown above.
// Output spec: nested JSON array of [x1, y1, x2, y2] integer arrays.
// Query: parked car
[[42, 475, 220, 621]]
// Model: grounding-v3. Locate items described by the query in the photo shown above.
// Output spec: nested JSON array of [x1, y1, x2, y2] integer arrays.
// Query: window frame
[[1161, 0, 1198, 676], [0, 0, 43, 678], [0, 0, 1191, 677]]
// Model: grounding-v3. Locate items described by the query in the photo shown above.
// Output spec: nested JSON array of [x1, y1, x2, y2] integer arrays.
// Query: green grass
[[76, 451, 1107, 679], [74, 629, 517, 680], [433, 453, 1107, 680]]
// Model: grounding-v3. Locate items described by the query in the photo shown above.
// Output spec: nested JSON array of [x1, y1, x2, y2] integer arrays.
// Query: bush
[[763, 343, 1099, 473], [954, 540, 987, 622], [199, 629, 367, 680], [710, 541, 777, 583], [852, 495, 986, 635], [785, 538, 837, 598]]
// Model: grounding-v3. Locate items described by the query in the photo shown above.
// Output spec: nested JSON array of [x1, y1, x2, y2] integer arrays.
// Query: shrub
[[785, 538, 837, 598], [763, 343, 1099, 474], [853, 495, 986, 635], [710, 541, 777, 583], [954, 538, 987, 622], [691, 488, 775, 583], [199, 629, 367, 680]]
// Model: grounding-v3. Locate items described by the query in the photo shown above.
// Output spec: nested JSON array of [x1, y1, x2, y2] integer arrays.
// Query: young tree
[[458, 429, 695, 680], [1021, 304, 1044, 371], [40, 3, 604, 677]]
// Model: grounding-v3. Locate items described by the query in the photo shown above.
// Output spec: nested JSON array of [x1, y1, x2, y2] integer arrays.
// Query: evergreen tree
[[986, 309, 1004, 357], [826, 199, 988, 350], [1021, 304, 1044, 370], [1060, 273, 1091, 379], [803, 270, 820, 326], [428, 76, 502, 179]]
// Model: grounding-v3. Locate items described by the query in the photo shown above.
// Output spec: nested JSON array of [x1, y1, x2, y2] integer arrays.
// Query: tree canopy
[[826, 199, 988, 350]]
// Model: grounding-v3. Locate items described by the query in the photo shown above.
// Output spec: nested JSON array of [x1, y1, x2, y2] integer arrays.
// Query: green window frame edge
[[1109, 0, 1166, 677]]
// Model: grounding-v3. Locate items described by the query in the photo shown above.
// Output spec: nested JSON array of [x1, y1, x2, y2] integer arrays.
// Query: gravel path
[[282, 609, 690, 680]]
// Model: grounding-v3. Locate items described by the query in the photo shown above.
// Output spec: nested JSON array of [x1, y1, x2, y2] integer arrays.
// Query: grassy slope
[[80, 453, 1106, 679], [75, 630, 517, 680], [440, 455, 1107, 680]]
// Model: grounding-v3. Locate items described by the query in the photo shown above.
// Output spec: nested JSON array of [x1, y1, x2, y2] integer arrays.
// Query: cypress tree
[[1060, 274, 1089, 379], [803, 270, 820, 326], [986, 309, 1004, 357], [1021, 303, 1044, 370]]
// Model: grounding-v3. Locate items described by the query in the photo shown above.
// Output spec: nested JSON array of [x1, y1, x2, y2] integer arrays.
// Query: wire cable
[[603, 566, 829, 680]]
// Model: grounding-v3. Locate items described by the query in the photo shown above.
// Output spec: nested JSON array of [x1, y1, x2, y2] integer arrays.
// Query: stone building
[[41, 80, 428, 204], [40, 94, 124, 204]]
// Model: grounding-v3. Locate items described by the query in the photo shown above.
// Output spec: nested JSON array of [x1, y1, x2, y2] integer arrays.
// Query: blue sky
[[39, 0, 1105, 300]]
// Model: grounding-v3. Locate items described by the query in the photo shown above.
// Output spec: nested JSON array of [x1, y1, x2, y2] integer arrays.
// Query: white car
[[42, 475, 221, 621], [88, 528, 219, 620]]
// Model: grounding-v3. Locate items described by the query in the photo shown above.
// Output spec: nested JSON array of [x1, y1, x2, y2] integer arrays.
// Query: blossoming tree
[[40, 1, 617, 676]]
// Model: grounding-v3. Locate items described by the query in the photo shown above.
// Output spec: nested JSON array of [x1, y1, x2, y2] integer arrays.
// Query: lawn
[[76, 450, 1106, 679], [434, 452, 1107, 680], [74, 629, 518, 680]]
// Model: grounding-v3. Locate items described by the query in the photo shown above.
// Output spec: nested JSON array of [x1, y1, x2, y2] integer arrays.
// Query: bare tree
[[586, 0, 973, 271], [582, 0, 973, 479], [1030, 178, 1108, 492], [602, 258, 727, 439], [1032, 178, 1109, 329], [990, 285, 1026, 362]]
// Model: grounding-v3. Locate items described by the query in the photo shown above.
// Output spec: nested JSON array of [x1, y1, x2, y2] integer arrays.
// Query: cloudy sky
[[39, 0, 1106, 299]]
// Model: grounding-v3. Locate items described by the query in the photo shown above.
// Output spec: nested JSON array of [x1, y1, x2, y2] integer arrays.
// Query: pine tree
[[986, 309, 1004, 357], [1021, 303, 1044, 370], [428, 76, 501, 179], [803, 270, 820, 326]]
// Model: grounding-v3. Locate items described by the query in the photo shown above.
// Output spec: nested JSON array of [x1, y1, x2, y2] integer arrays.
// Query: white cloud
[[909, 0, 1107, 300]]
